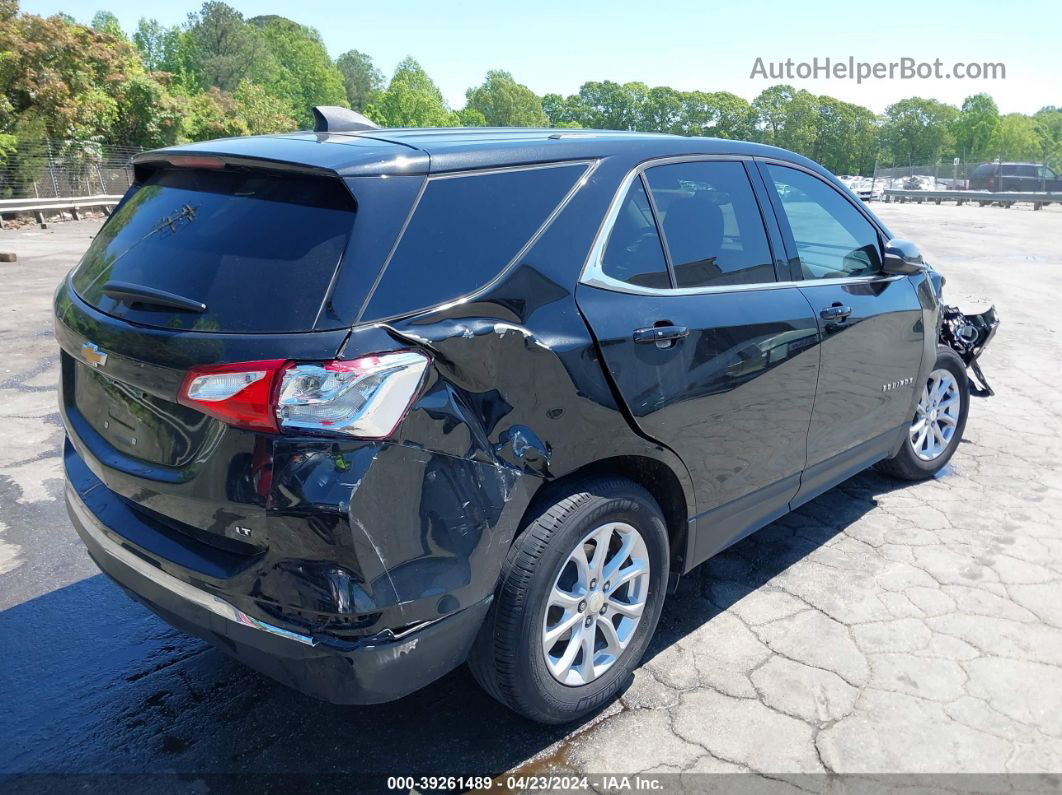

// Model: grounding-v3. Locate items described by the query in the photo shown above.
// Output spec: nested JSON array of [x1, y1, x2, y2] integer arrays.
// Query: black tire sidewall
[[509, 484, 669, 722]]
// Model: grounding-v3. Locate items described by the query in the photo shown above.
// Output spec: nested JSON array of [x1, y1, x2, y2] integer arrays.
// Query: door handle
[[633, 325, 689, 344], [820, 304, 852, 321]]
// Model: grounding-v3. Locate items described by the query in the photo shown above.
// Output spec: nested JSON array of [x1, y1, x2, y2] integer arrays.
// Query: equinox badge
[[80, 342, 108, 368]]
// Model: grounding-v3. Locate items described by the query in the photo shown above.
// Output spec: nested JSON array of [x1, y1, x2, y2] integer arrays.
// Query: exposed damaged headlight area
[[940, 301, 1000, 397]]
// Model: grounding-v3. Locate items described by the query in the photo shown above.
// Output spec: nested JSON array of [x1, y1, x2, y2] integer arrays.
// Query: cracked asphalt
[[1, 203, 1060, 786]]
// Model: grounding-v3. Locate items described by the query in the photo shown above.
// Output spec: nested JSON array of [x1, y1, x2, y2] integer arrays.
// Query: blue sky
[[25, 0, 1061, 114]]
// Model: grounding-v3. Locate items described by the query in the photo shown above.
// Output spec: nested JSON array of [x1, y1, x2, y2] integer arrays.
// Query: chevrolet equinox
[[57, 107, 998, 724]]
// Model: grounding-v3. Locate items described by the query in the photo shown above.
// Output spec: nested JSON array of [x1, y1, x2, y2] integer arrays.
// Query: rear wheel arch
[[518, 455, 690, 574]]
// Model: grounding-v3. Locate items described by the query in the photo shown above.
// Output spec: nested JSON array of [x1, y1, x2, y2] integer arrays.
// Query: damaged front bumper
[[940, 303, 1000, 397]]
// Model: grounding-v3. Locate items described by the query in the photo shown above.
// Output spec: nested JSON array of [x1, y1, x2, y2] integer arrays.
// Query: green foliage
[[248, 15, 347, 126], [233, 79, 296, 135], [0, 0, 1054, 181], [90, 10, 123, 38], [880, 97, 958, 167], [336, 49, 383, 111], [952, 93, 999, 162], [364, 58, 459, 128], [185, 1, 265, 92], [465, 70, 548, 127], [990, 113, 1042, 162], [133, 18, 190, 80]]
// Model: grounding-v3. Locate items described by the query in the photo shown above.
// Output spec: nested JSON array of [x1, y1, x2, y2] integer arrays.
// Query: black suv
[[57, 110, 997, 724], [969, 161, 1062, 192]]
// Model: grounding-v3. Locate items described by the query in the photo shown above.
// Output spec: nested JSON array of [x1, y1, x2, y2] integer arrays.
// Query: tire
[[878, 345, 970, 481], [469, 476, 669, 724]]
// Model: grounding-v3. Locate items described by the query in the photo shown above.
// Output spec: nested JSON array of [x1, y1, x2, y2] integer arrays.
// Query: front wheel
[[469, 477, 669, 724], [879, 346, 970, 480]]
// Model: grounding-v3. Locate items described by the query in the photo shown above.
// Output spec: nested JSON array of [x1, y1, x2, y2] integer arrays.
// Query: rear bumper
[[67, 482, 491, 705]]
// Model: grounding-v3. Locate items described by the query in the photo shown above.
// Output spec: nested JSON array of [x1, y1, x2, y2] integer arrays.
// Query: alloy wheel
[[910, 368, 961, 461], [541, 521, 651, 686]]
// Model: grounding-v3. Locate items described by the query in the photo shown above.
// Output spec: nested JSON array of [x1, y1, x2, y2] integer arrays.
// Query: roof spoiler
[[312, 106, 380, 133]]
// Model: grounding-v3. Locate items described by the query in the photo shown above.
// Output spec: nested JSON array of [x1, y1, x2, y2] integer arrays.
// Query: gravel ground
[[1, 203, 1061, 787]]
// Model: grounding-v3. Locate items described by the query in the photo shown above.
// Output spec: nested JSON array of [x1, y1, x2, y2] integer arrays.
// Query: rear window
[[360, 163, 587, 321], [72, 167, 356, 333]]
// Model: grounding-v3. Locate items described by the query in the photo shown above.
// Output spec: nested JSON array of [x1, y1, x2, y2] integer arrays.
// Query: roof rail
[[311, 106, 380, 133]]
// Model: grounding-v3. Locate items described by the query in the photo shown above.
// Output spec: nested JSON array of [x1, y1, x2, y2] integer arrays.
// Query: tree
[[336, 50, 383, 112], [639, 85, 683, 133], [185, 2, 267, 92], [952, 93, 999, 163], [1033, 107, 1062, 169], [542, 93, 584, 127], [234, 79, 297, 134], [752, 85, 819, 153], [465, 70, 548, 127], [248, 16, 347, 126], [133, 18, 187, 75], [880, 97, 958, 167], [110, 73, 184, 147], [0, 8, 144, 139], [91, 10, 123, 38], [811, 96, 878, 175], [183, 86, 249, 140], [990, 113, 1041, 161], [364, 58, 458, 128]]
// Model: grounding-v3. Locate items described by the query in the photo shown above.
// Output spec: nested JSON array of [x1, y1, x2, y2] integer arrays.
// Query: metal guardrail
[[0, 194, 123, 226], [884, 189, 1062, 208]]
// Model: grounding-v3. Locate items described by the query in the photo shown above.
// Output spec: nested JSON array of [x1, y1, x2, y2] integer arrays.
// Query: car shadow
[[0, 469, 915, 784]]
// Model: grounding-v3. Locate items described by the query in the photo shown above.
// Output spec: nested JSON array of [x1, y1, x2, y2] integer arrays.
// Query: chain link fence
[[0, 140, 142, 200], [872, 157, 1057, 191]]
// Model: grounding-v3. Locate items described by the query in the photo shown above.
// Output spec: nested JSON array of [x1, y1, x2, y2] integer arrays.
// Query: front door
[[577, 158, 820, 565], [758, 161, 925, 504]]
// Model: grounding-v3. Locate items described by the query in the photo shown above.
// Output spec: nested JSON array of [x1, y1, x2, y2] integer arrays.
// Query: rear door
[[577, 158, 820, 563], [758, 161, 924, 504]]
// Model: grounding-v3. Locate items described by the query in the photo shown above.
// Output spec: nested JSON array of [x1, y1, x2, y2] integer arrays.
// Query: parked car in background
[[969, 162, 1062, 192], [56, 109, 998, 724]]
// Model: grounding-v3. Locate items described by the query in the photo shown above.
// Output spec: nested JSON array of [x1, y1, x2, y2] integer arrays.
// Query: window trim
[[581, 154, 899, 298], [354, 158, 598, 324]]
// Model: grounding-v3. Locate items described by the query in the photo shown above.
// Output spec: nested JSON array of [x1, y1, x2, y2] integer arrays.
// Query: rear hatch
[[57, 158, 390, 551]]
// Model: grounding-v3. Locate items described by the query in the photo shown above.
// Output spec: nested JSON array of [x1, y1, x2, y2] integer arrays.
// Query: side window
[[1041, 166, 1058, 180], [766, 165, 882, 280], [644, 161, 775, 288], [1017, 164, 1038, 178], [600, 179, 670, 289], [362, 164, 586, 320]]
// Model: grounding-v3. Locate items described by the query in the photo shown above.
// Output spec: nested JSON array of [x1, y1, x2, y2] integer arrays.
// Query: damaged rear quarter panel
[[291, 156, 697, 635]]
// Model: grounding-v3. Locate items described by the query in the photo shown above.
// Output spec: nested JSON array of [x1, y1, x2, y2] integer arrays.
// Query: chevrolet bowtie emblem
[[80, 342, 108, 368]]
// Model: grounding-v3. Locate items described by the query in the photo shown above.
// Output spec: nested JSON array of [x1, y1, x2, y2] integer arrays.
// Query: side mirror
[[882, 238, 925, 275]]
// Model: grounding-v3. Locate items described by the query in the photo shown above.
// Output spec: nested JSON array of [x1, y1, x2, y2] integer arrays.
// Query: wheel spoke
[[611, 560, 648, 590], [587, 524, 612, 580], [602, 532, 636, 583], [598, 617, 626, 656], [548, 587, 582, 610], [550, 623, 584, 679], [577, 622, 597, 681], [570, 544, 592, 590], [607, 598, 644, 619], [543, 609, 584, 650]]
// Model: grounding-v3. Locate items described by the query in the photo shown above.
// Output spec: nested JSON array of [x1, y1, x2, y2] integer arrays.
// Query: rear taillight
[[276, 351, 429, 438], [179, 359, 286, 432], [177, 352, 429, 438]]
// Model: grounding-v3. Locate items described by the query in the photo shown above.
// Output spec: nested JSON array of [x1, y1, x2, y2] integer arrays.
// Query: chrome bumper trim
[[68, 484, 317, 647]]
